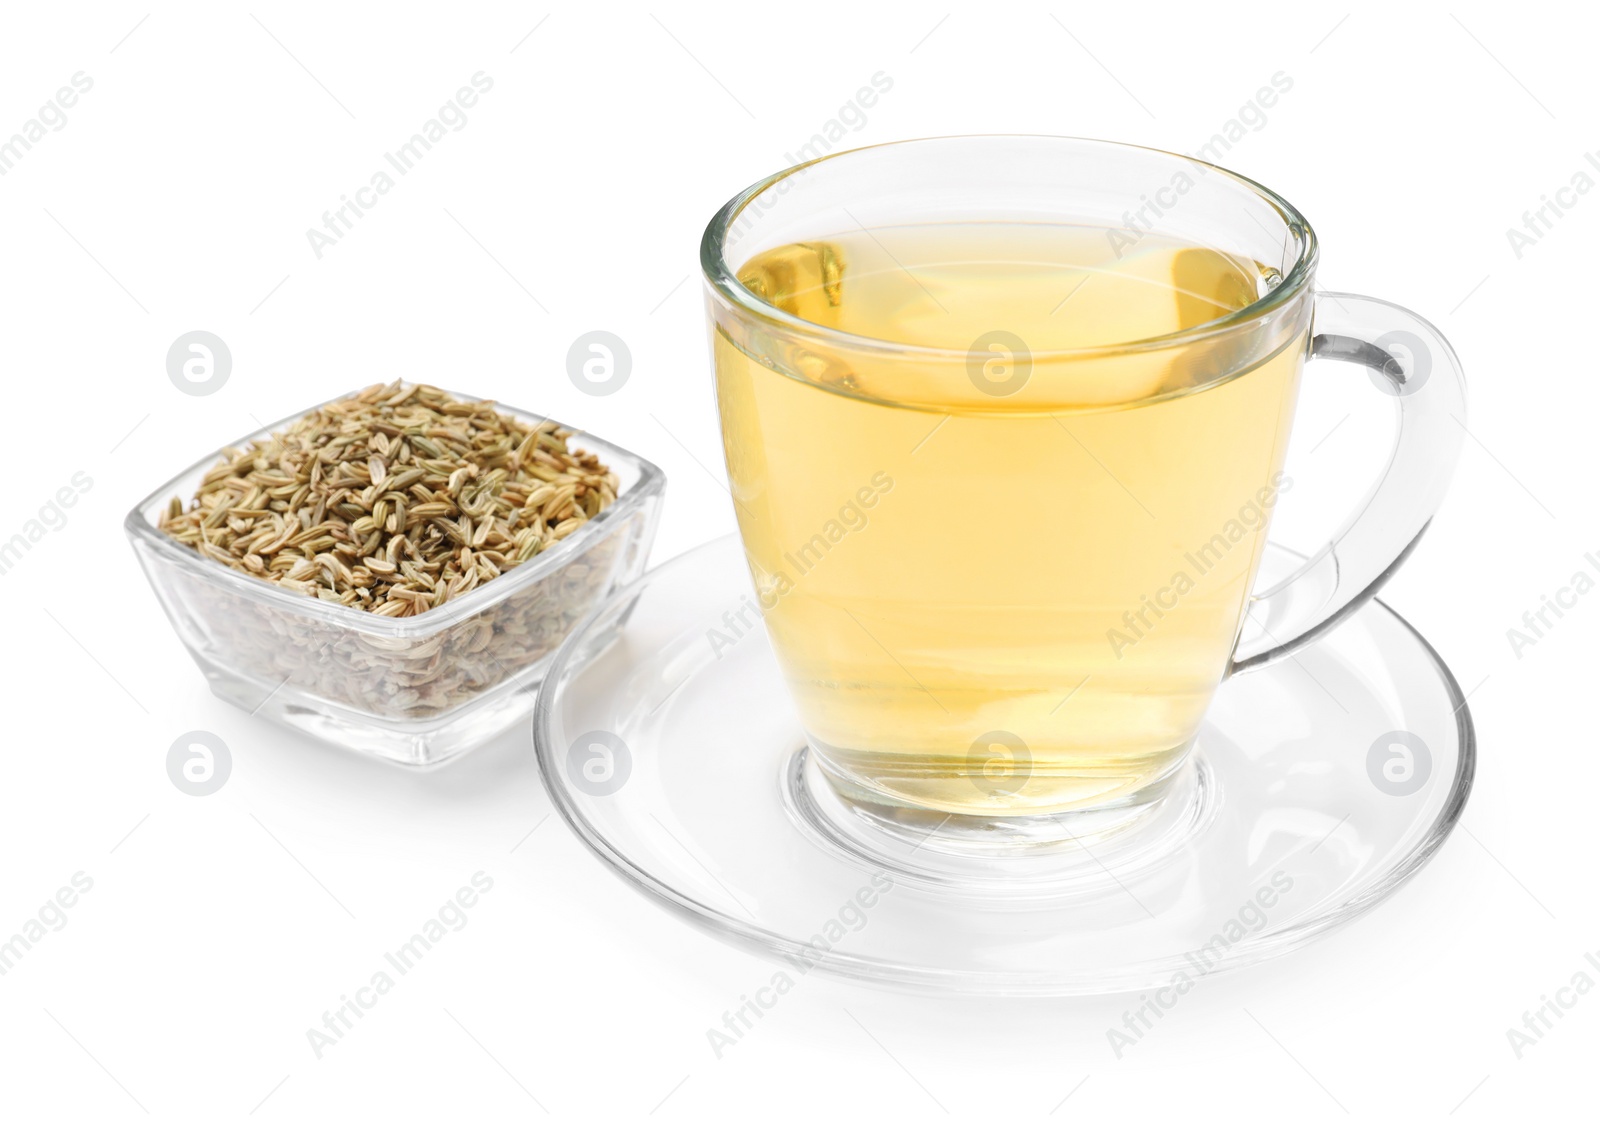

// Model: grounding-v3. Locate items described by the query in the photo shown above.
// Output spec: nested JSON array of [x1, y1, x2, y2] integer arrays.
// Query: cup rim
[[699, 134, 1319, 362]]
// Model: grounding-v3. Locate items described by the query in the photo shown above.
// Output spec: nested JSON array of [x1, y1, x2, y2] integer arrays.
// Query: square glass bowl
[[126, 397, 664, 767]]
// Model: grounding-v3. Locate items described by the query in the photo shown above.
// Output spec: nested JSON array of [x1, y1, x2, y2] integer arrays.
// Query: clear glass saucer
[[533, 534, 1474, 996]]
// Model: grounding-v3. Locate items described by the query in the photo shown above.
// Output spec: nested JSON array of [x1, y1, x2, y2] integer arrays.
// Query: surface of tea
[[716, 223, 1304, 816]]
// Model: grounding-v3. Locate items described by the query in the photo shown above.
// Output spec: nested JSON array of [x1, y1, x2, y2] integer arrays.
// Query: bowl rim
[[124, 387, 667, 638]]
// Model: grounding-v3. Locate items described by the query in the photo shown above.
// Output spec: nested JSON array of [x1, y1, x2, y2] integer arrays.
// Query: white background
[[0, 1, 1591, 1124]]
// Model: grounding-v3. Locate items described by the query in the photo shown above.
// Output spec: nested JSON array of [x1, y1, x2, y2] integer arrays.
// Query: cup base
[[793, 748, 1203, 863], [783, 744, 1216, 896], [804, 739, 1193, 855]]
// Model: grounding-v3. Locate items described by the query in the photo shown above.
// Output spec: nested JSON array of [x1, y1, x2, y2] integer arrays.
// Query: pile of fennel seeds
[[160, 382, 619, 616]]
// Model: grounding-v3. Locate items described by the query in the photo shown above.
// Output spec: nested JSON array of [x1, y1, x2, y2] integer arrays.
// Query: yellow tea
[[714, 223, 1304, 816]]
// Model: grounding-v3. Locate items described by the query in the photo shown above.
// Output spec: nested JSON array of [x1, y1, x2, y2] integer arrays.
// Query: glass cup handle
[[1229, 292, 1467, 674]]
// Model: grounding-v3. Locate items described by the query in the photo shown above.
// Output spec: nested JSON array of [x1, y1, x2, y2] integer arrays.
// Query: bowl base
[[200, 655, 546, 768]]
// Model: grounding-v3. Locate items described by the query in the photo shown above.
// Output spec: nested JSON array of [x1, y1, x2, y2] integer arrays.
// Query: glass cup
[[701, 136, 1464, 846]]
